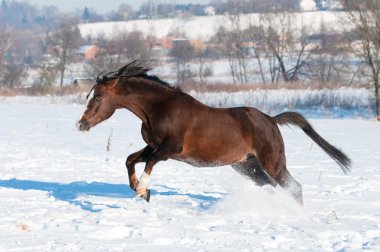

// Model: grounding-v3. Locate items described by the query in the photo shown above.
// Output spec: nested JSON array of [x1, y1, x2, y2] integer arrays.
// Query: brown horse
[[77, 60, 351, 205]]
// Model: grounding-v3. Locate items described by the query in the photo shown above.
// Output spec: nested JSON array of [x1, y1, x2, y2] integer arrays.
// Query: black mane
[[95, 60, 181, 91]]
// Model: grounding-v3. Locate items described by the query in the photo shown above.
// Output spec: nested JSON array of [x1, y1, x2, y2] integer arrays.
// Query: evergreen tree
[[1, 0, 7, 12], [82, 7, 90, 22]]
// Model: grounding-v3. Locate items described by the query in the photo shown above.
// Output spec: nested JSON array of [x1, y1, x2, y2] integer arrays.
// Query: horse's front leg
[[126, 146, 154, 191], [136, 140, 183, 201]]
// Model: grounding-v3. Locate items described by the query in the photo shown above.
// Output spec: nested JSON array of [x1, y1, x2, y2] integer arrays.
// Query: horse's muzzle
[[76, 120, 90, 132]]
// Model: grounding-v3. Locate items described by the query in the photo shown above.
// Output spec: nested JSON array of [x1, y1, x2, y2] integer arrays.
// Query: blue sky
[[26, 0, 211, 14]]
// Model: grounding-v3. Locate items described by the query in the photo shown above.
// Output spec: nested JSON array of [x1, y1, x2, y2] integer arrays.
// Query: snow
[[79, 11, 351, 41], [190, 88, 375, 118], [1, 103, 380, 251]]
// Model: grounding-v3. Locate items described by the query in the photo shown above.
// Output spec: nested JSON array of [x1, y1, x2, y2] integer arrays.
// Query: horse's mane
[[95, 60, 181, 92]]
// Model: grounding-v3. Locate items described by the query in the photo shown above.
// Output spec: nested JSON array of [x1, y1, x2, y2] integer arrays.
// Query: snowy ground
[[1, 103, 380, 251]]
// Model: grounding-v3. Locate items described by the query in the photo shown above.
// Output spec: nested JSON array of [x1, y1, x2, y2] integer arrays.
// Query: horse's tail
[[274, 112, 351, 174]]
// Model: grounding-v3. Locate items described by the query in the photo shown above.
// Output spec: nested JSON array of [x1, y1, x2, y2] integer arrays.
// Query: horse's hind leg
[[276, 168, 303, 206], [233, 155, 303, 205], [232, 154, 277, 187]]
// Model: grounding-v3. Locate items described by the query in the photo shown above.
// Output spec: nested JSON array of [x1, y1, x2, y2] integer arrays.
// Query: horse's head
[[77, 60, 153, 131], [77, 76, 119, 132]]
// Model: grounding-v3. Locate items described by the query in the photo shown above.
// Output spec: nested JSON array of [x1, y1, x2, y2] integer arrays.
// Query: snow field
[[78, 11, 351, 41], [0, 104, 379, 251]]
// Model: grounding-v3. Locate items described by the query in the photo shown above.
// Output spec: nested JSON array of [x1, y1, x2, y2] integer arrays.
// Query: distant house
[[171, 38, 191, 50], [305, 32, 346, 52], [189, 39, 205, 50], [149, 38, 171, 59], [158, 37, 173, 50], [77, 45, 98, 61], [300, 0, 317, 12], [157, 37, 204, 51], [204, 6, 215, 16]]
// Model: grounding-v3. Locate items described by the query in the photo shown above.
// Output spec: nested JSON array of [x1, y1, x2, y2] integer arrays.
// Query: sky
[[25, 0, 211, 14]]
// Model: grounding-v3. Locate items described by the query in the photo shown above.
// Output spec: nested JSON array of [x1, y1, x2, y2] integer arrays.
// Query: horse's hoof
[[140, 189, 150, 202]]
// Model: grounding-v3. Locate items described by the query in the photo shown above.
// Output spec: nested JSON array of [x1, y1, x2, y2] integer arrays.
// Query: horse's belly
[[176, 111, 253, 166], [173, 156, 223, 167], [174, 141, 250, 167]]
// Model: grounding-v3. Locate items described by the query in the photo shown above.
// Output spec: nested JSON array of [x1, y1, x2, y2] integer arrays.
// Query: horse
[[77, 60, 351, 205]]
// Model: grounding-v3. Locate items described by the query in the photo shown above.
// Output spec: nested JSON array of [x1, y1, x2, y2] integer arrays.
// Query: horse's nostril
[[76, 120, 90, 131]]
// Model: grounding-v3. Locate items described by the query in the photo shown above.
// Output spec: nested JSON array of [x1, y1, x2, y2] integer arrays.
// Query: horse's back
[[174, 103, 282, 166]]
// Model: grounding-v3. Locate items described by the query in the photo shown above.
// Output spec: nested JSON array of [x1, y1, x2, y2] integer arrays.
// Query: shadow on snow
[[0, 179, 222, 212]]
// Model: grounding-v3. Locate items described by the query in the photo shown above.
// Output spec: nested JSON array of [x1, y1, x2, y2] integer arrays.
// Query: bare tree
[[0, 27, 13, 72], [194, 46, 213, 83], [170, 39, 195, 85], [34, 59, 59, 86], [85, 31, 149, 77], [246, 24, 268, 83], [49, 19, 81, 86], [86, 34, 128, 76], [0, 26, 28, 88], [124, 31, 150, 60], [342, 0, 380, 120], [216, 12, 249, 84], [258, 12, 311, 82], [116, 4, 134, 21], [305, 20, 354, 85], [1, 62, 27, 88]]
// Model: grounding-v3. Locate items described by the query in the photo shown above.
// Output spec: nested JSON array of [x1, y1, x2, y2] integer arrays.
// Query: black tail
[[274, 112, 351, 174]]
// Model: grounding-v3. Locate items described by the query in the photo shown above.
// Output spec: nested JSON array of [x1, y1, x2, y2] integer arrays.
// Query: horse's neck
[[119, 81, 172, 124]]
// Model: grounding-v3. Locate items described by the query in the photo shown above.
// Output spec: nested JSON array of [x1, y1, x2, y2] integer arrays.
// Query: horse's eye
[[95, 97, 102, 103]]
